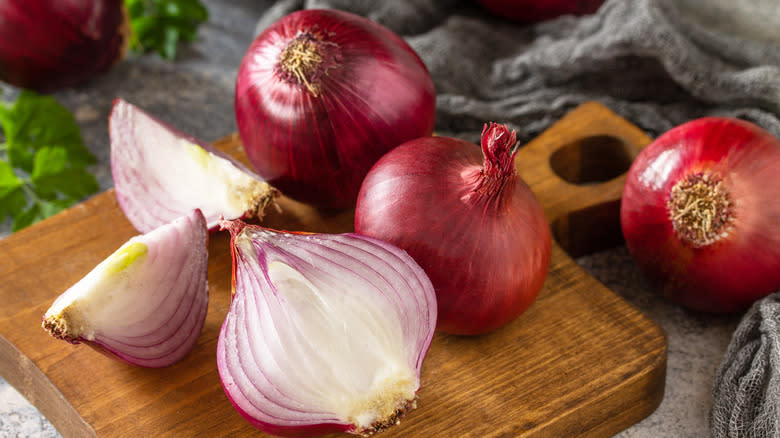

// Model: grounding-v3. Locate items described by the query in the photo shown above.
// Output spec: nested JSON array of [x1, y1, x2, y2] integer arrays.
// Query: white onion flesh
[[217, 221, 437, 436], [42, 209, 209, 368], [110, 99, 278, 233]]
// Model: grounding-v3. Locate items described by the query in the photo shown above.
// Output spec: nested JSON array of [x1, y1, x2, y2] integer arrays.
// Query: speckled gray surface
[[0, 0, 758, 436]]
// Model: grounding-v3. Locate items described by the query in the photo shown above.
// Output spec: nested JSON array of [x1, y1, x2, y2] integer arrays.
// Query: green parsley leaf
[[0, 90, 95, 173], [0, 160, 22, 194], [13, 198, 73, 232], [0, 160, 25, 223], [0, 91, 100, 232], [12, 203, 41, 232], [0, 188, 26, 225], [31, 147, 100, 200], [126, 0, 209, 60]]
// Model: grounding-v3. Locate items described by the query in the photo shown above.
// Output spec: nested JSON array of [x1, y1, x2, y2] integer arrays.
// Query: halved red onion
[[42, 209, 209, 368], [217, 220, 437, 437], [110, 99, 278, 233]]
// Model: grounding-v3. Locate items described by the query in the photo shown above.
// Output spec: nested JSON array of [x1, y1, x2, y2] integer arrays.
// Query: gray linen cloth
[[257, 1, 780, 436], [711, 292, 780, 438]]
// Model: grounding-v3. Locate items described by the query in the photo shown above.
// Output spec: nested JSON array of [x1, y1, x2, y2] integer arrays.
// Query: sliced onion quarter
[[42, 209, 209, 368], [110, 98, 278, 233]]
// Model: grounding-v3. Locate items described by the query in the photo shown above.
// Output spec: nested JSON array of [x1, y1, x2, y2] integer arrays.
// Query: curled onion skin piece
[[217, 219, 437, 437], [235, 9, 436, 209], [621, 117, 780, 313], [42, 209, 209, 368], [0, 0, 128, 92], [355, 123, 552, 335], [110, 99, 278, 233]]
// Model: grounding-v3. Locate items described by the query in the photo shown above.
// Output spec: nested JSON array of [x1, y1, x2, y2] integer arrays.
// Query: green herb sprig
[[126, 0, 210, 60], [0, 91, 99, 231]]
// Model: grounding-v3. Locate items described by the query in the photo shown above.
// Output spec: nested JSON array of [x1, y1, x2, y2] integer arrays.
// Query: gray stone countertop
[[0, 1, 741, 436]]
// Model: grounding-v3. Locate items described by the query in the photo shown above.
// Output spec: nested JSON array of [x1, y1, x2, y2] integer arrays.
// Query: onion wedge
[[110, 98, 278, 233], [42, 209, 209, 368]]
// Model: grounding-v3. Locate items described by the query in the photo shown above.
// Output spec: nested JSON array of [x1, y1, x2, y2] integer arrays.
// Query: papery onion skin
[[477, 0, 605, 22], [217, 219, 437, 437], [110, 98, 278, 233], [355, 123, 552, 335], [0, 0, 128, 92], [621, 117, 780, 314], [235, 9, 436, 209], [42, 209, 209, 368]]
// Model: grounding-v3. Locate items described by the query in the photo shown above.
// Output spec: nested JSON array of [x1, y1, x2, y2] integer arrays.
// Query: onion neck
[[277, 32, 339, 97], [668, 172, 734, 247], [469, 123, 520, 207]]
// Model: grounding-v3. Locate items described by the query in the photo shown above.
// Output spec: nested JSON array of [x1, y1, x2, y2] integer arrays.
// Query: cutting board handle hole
[[549, 135, 636, 185], [552, 199, 624, 257]]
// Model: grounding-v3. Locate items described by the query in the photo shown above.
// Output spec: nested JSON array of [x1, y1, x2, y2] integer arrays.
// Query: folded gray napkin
[[711, 292, 780, 438]]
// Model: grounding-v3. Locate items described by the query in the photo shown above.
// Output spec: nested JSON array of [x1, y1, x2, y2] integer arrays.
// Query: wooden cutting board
[[0, 101, 666, 438]]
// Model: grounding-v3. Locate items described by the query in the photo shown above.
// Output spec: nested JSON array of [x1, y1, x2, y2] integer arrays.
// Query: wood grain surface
[[0, 101, 666, 437]]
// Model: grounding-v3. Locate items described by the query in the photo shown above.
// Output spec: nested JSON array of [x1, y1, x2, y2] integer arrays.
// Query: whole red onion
[[235, 9, 436, 209], [477, 0, 605, 22], [355, 123, 551, 335], [0, 0, 128, 92], [621, 117, 780, 314]]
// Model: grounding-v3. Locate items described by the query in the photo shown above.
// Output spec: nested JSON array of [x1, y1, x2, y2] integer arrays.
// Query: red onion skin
[[355, 128, 551, 335], [0, 0, 127, 92], [621, 117, 780, 314], [219, 398, 350, 438], [235, 9, 436, 209], [218, 399, 349, 438], [477, 0, 605, 22]]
